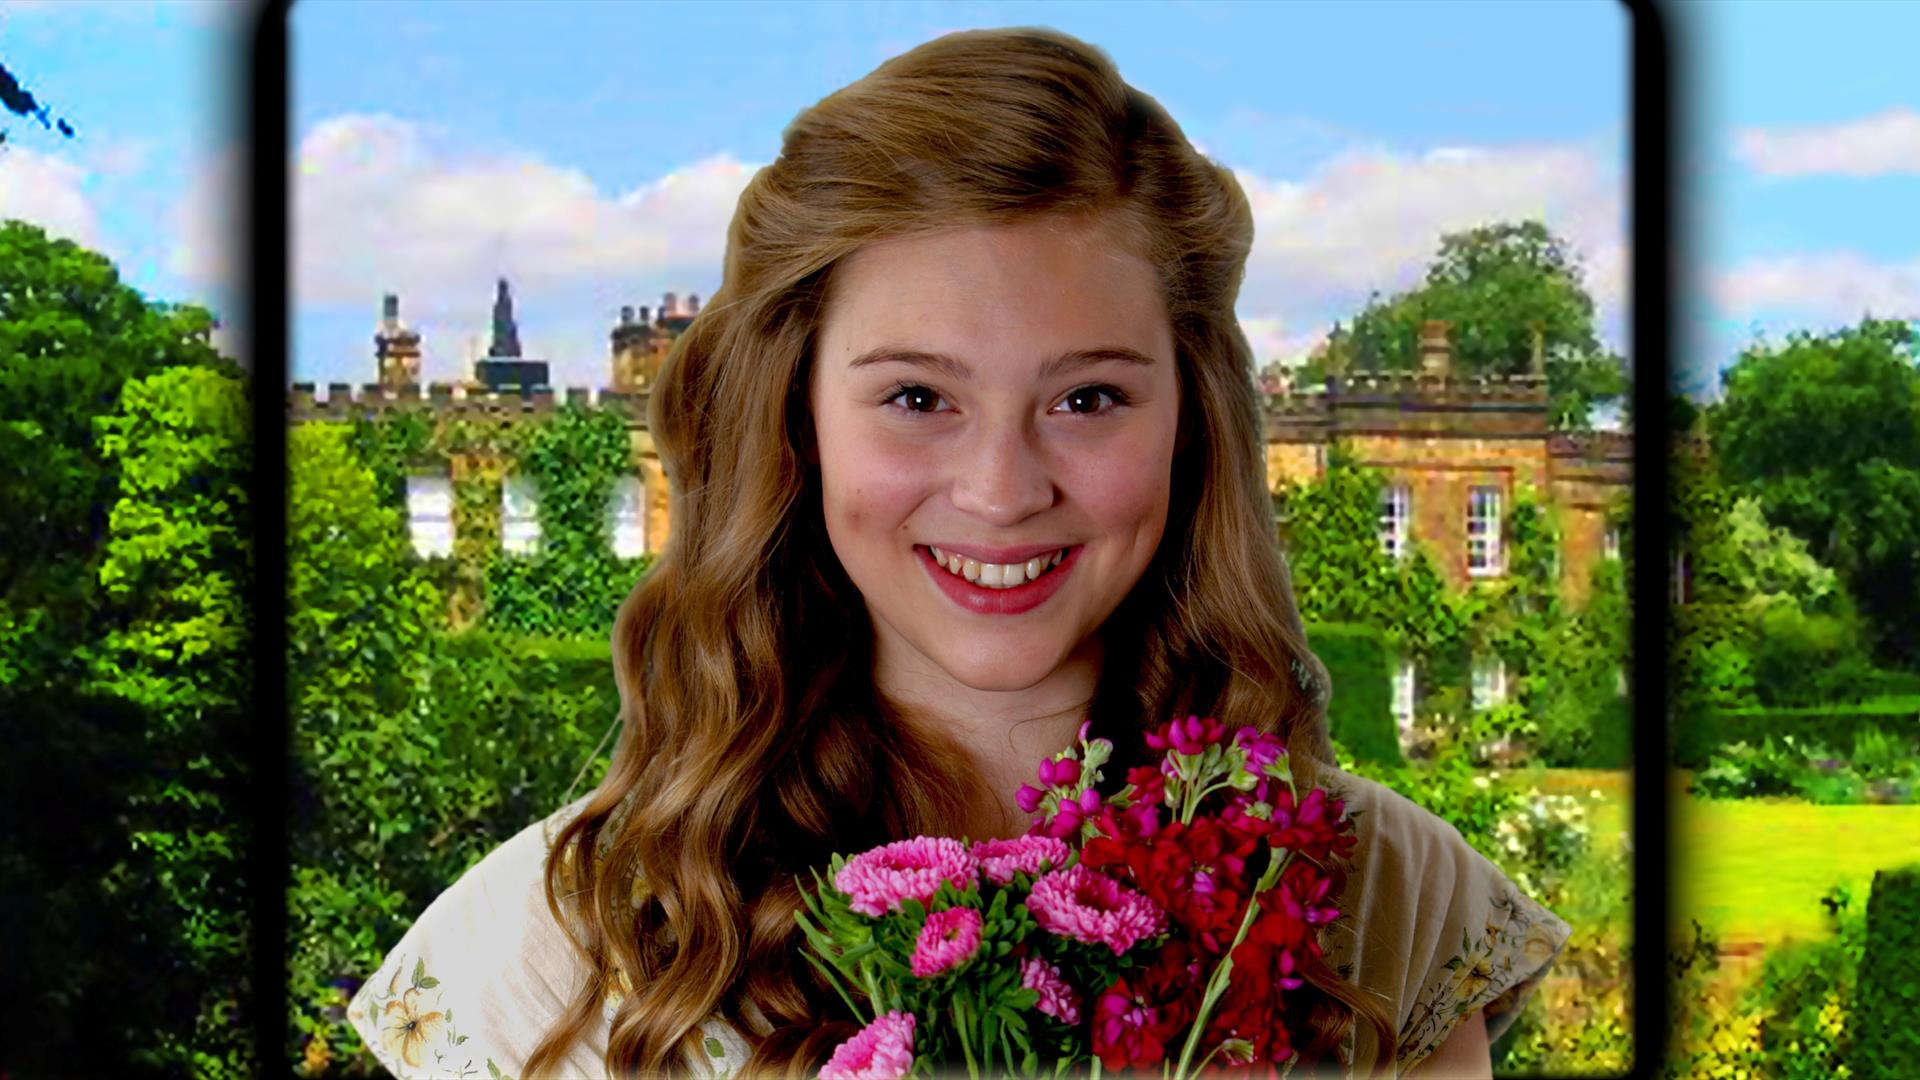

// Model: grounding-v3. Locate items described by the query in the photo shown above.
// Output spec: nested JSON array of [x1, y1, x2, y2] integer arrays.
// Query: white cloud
[[168, 144, 240, 289], [296, 114, 1627, 385], [1734, 108, 1920, 177], [1712, 252, 1920, 323], [1238, 316, 1331, 368], [295, 113, 754, 319], [1233, 140, 1628, 351], [0, 145, 102, 248]]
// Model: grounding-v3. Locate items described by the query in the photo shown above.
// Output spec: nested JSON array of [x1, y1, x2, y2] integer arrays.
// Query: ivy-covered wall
[[337, 401, 657, 634]]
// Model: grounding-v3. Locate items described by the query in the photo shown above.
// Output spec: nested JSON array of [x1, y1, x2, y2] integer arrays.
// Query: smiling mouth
[[924, 546, 1073, 590]]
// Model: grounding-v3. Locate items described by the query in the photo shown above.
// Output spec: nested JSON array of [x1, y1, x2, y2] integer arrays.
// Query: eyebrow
[[846, 345, 1159, 381]]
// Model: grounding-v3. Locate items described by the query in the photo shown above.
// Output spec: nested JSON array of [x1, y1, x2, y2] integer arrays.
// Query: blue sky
[[20, 2, 1913, 405], [1674, 0, 1920, 398], [286, 0, 1628, 393], [0, 0, 245, 350]]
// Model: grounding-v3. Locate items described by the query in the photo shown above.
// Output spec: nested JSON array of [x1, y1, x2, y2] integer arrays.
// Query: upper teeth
[[929, 547, 1068, 589]]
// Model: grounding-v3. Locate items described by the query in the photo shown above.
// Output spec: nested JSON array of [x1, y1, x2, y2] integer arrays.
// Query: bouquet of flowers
[[794, 716, 1359, 1079]]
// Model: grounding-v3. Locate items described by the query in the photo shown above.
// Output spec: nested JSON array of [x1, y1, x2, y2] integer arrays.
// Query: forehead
[[817, 215, 1173, 367]]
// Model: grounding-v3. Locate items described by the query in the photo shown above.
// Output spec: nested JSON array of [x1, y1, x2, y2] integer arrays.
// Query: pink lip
[[928, 543, 1071, 564], [918, 544, 1080, 616]]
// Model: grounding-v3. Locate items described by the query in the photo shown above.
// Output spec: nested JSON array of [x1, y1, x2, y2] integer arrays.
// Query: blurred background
[[0, 1, 1913, 1077]]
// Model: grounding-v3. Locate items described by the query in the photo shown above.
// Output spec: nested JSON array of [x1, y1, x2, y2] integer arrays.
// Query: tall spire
[[488, 277, 522, 358]]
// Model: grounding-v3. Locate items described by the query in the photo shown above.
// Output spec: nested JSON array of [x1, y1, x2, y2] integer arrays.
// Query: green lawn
[[1676, 791, 1920, 946]]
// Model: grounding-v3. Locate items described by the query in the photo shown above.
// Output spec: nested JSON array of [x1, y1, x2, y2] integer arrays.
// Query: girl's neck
[[873, 634, 1102, 840]]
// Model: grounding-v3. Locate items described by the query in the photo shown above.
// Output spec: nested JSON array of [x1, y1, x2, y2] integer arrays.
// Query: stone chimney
[[374, 292, 423, 390], [688, 293, 701, 315], [661, 292, 679, 319], [620, 305, 635, 326], [1418, 320, 1452, 376]]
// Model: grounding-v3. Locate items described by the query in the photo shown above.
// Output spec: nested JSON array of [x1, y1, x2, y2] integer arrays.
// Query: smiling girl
[[348, 27, 1568, 1079]]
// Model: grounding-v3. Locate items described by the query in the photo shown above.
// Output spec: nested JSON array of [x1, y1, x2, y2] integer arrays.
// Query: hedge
[[1307, 622, 1400, 765], [1674, 696, 1920, 769], [1852, 862, 1920, 1078]]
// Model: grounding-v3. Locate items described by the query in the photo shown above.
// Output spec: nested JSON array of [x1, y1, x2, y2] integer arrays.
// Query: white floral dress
[[349, 770, 1571, 1078]]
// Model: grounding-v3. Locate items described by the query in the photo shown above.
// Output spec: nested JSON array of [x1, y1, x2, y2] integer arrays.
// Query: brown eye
[[1055, 385, 1123, 415], [886, 384, 943, 412]]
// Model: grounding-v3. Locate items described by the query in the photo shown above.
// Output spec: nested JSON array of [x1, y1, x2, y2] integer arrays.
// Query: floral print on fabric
[[1396, 885, 1566, 1067], [347, 955, 513, 1079]]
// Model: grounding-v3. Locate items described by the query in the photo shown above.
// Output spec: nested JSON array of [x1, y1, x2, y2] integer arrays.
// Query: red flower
[[1146, 714, 1229, 756], [1125, 765, 1168, 806], [1128, 820, 1262, 953], [1091, 942, 1201, 1070], [1265, 788, 1356, 865]]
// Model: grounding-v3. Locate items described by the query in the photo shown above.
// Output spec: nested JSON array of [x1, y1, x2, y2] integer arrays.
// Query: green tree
[[0, 221, 246, 1074], [286, 422, 446, 1068], [0, 221, 224, 690], [1709, 319, 1920, 664], [86, 365, 255, 1075], [1345, 220, 1626, 429]]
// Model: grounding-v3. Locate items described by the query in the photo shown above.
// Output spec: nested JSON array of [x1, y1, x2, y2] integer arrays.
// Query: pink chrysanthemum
[[910, 907, 983, 978], [819, 1010, 916, 1080], [971, 836, 1071, 885], [1020, 956, 1082, 1024], [834, 837, 978, 918], [1026, 865, 1167, 955]]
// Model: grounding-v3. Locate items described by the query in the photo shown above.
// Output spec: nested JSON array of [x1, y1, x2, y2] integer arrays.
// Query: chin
[[928, 641, 1068, 693]]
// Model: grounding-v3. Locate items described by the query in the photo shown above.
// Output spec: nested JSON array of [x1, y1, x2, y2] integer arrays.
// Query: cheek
[[1062, 430, 1176, 535], [816, 412, 937, 539]]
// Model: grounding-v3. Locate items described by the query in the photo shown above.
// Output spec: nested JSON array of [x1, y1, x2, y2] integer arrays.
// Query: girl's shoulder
[[344, 795, 754, 1079], [344, 797, 604, 1079], [1314, 765, 1573, 1075]]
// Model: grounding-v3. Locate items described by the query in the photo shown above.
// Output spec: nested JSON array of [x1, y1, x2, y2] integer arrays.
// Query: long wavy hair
[[527, 26, 1397, 1077]]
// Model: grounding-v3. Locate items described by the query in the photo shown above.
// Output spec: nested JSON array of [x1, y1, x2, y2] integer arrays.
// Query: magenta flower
[[971, 836, 1071, 885], [1035, 788, 1103, 840], [1038, 757, 1081, 787], [819, 1010, 916, 1080], [1027, 865, 1167, 955], [1020, 956, 1082, 1024], [1015, 783, 1046, 814], [910, 907, 983, 978], [834, 837, 978, 918], [1147, 714, 1228, 756], [1232, 726, 1288, 774]]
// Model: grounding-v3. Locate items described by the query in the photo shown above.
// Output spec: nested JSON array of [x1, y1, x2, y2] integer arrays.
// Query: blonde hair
[[528, 26, 1395, 1076]]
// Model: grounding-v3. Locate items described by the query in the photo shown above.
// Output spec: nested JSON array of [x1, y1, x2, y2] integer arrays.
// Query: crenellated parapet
[[287, 380, 651, 426]]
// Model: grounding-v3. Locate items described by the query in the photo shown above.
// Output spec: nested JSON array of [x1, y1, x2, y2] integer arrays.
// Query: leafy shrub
[[1308, 622, 1399, 765], [1852, 863, 1920, 1078], [1746, 886, 1868, 1080], [1334, 718, 1521, 861], [1691, 728, 1919, 804], [289, 627, 620, 1074], [1748, 604, 1876, 708], [1675, 699, 1920, 769]]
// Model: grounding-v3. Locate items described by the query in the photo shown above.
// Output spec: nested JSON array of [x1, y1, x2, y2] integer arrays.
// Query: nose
[[947, 416, 1057, 525]]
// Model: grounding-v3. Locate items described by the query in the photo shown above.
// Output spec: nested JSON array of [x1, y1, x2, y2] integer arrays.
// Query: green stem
[[1172, 851, 1295, 1080], [954, 995, 980, 1080]]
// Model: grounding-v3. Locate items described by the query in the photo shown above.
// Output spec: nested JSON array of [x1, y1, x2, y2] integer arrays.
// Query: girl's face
[[810, 215, 1181, 694]]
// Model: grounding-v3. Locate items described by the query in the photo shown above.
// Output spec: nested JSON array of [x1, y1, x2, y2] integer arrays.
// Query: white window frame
[[501, 475, 542, 556], [1380, 482, 1412, 561], [404, 473, 454, 559], [1467, 485, 1504, 577], [608, 474, 647, 559], [1470, 654, 1508, 711], [1392, 657, 1417, 737]]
